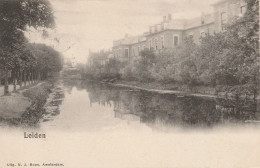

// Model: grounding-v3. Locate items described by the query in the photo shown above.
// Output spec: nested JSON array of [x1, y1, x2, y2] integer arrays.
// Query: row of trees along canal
[[0, 0, 63, 95]]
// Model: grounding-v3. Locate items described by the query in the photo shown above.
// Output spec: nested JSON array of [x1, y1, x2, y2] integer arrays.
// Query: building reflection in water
[[63, 79, 260, 130]]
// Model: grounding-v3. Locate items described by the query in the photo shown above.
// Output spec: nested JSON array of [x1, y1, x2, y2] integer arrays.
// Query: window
[[240, 5, 247, 15], [221, 12, 227, 31], [132, 48, 135, 57], [157, 25, 160, 32], [164, 22, 168, 29], [174, 35, 179, 47], [155, 38, 158, 50], [161, 24, 164, 30], [201, 31, 205, 37], [151, 27, 154, 33], [189, 33, 193, 39], [143, 45, 146, 50], [149, 40, 152, 50], [138, 46, 140, 55], [124, 48, 129, 57], [207, 28, 210, 35], [155, 26, 158, 32], [161, 36, 164, 48]]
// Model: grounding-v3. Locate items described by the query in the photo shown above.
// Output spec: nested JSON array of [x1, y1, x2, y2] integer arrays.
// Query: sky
[[26, 0, 220, 64]]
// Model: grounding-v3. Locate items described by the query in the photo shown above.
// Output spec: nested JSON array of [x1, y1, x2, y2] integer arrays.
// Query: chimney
[[149, 26, 152, 34], [168, 14, 172, 21], [163, 16, 167, 22], [201, 12, 205, 24]]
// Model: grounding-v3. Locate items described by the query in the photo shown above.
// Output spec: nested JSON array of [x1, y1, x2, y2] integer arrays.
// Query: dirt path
[[0, 82, 42, 120], [0, 93, 31, 119]]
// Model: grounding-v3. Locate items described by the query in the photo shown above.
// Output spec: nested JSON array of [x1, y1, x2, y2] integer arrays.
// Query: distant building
[[88, 49, 113, 67], [112, 34, 148, 63], [112, 34, 136, 62]]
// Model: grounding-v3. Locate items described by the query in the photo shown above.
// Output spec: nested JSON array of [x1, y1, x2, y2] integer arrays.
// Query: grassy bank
[[0, 80, 54, 128]]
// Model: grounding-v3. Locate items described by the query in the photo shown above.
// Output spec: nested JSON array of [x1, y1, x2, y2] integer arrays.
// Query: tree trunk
[[0, 71, 1, 89], [19, 71, 22, 88], [38, 72, 41, 81], [13, 71, 17, 91], [28, 71, 31, 85], [24, 71, 27, 86], [31, 71, 34, 84], [30, 71, 32, 84], [35, 72, 37, 82], [27, 71, 30, 85], [4, 69, 9, 95], [40, 72, 42, 81], [28, 71, 30, 85], [33, 71, 36, 83], [32, 71, 34, 83]]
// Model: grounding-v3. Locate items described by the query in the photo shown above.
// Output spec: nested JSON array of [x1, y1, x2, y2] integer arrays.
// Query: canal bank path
[[105, 82, 260, 100], [108, 82, 217, 99], [0, 82, 41, 120]]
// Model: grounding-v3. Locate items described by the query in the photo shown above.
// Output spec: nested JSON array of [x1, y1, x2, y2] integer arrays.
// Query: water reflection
[[63, 79, 260, 130]]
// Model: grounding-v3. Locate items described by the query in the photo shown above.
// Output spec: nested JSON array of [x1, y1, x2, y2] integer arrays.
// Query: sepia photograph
[[0, 0, 259, 167]]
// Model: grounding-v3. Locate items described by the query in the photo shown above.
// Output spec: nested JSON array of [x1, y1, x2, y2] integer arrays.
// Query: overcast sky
[[26, 0, 220, 63]]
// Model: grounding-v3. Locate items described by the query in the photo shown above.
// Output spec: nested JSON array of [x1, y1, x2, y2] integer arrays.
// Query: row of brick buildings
[[89, 0, 248, 66]]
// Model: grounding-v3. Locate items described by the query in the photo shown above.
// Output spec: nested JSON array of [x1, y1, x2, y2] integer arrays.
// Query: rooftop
[[113, 35, 147, 47], [147, 12, 214, 35]]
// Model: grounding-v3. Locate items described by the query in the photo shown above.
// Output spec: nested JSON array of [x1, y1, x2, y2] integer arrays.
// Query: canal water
[[41, 79, 260, 132]]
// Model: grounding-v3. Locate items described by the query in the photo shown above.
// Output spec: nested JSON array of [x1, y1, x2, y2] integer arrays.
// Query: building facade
[[112, 34, 148, 63], [92, 0, 249, 65], [213, 0, 247, 32]]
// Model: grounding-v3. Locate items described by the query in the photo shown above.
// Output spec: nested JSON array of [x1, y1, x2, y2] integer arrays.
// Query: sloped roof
[[146, 13, 214, 35], [184, 13, 214, 29], [167, 19, 186, 29], [113, 35, 147, 47]]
